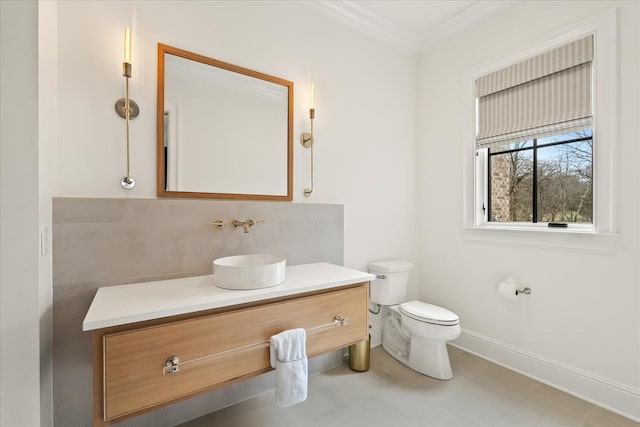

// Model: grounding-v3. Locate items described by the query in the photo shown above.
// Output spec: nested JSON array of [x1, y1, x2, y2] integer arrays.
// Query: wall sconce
[[114, 26, 140, 189], [300, 82, 315, 197]]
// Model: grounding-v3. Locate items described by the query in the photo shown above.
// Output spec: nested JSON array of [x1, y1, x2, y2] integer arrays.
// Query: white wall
[[417, 1, 639, 420], [0, 1, 43, 425], [38, 1, 57, 424]]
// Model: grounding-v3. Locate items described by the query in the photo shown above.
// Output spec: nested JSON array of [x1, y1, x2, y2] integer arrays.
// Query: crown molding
[[419, 1, 510, 52], [300, 0, 511, 56], [300, 0, 422, 54]]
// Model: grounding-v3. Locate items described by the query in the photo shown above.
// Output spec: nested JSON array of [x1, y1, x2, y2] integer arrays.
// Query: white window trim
[[461, 8, 619, 253]]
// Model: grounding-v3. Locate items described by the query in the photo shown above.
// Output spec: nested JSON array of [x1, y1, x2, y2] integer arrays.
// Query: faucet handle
[[231, 219, 265, 233], [209, 219, 225, 229]]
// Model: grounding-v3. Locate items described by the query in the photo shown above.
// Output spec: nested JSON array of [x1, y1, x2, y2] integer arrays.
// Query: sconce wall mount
[[115, 100, 140, 120]]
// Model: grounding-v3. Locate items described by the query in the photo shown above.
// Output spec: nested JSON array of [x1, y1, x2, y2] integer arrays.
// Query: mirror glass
[[157, 44, 293, 200]]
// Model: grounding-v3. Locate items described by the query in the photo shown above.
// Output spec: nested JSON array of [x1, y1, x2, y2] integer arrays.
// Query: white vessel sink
[[212, 254, 286, 290]]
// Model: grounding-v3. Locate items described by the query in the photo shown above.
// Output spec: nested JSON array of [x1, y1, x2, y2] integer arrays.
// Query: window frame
[[462, 9, 618, 252]]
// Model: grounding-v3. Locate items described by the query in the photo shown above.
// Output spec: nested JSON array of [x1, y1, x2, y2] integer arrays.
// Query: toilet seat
[[399, 300, 459, 326]]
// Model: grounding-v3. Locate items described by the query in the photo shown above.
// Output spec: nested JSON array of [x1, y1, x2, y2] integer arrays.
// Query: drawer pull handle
[[162, 315, 349, 375], [165, 356, 180, 374]]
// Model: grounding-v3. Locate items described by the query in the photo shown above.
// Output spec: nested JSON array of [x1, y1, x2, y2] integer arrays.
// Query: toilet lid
[[399, 300, 459, 326]]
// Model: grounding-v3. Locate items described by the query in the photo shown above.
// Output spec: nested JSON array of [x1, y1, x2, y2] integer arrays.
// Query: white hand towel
[[269, 328, 308, 407]]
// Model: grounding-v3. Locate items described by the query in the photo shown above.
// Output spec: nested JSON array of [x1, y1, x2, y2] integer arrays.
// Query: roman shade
[[476, 35, 593, 150]]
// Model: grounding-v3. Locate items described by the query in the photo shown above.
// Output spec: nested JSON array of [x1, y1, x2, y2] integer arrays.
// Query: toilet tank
[[369, 260, 413, 305]]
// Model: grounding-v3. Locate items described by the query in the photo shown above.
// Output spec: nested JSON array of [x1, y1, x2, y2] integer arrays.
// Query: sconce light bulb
[[124, 26, 132, 64], [309, 82, 315, 109]]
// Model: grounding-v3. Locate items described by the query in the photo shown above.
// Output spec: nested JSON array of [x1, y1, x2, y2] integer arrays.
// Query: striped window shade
[[475, 35, 593, 150]]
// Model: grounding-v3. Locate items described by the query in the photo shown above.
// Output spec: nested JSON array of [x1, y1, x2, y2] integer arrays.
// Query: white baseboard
[[452, 329, 640, 423]]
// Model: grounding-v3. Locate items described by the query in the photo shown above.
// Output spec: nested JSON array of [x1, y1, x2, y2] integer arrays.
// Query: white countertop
[[82, 262, 374, 331]]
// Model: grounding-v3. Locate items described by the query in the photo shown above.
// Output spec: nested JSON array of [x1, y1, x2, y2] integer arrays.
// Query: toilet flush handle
[[376, 274, 387, 280]]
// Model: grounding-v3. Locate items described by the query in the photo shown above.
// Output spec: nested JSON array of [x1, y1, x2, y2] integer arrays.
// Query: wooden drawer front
[[103, 285, 367, 420]]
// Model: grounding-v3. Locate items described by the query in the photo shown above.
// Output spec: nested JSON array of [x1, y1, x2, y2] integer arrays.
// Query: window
[[474, 35, 595, 230], [484, 129, 593, 224]]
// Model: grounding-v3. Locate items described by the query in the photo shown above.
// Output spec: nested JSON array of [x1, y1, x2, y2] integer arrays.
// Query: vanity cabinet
[[91, 282, 369, 426]]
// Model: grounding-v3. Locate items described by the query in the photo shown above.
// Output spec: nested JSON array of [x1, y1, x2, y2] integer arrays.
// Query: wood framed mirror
[[157, 43, 293, 200]]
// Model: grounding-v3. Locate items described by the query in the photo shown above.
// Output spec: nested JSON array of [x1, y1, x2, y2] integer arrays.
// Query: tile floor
[[180, 346, 639, 427]]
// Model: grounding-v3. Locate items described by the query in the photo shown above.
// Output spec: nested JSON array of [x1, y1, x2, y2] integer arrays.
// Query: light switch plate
[[40, 226, 48, 256]]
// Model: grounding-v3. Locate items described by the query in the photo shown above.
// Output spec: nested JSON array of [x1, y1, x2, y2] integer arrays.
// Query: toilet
[[369, 260, 460, 380]]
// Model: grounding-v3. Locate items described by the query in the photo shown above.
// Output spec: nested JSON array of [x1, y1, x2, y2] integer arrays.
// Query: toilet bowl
[[370, 260, 461, 380]]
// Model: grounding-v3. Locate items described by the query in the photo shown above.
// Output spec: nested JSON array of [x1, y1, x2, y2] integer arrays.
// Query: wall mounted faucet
[[231, 219, 265, 233]]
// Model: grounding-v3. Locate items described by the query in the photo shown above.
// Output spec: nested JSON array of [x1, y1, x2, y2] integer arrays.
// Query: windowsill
[[462, 225, 618, 253]]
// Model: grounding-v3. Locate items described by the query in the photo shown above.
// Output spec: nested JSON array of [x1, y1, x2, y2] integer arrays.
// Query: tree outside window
[[488, 130, 593, 224]]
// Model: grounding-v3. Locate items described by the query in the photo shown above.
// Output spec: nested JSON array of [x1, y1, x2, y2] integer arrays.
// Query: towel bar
[[163, 315, 349, 375]]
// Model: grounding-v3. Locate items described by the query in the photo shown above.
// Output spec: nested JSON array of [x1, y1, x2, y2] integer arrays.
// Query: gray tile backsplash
[[52, 197, 344, 427]]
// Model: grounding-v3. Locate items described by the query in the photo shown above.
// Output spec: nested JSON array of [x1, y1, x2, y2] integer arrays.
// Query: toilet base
[[382, 336, 454, 381], [408, 335, 453, 380]]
